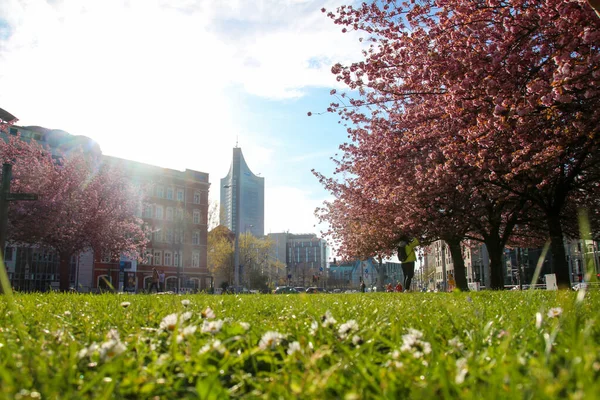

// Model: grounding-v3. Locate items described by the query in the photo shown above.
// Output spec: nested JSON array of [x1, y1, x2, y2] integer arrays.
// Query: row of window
[[142, 250, 201, 268], [149, 229, 202, 245], [143, 205, 204, 224], [152, 186, 205, 204]]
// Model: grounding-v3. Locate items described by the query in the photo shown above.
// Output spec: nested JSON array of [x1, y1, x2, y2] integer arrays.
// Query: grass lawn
[[0, 290, 599, 399]]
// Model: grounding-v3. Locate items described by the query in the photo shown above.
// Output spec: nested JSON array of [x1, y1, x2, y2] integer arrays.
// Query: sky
[[0, 0, 365, 240]]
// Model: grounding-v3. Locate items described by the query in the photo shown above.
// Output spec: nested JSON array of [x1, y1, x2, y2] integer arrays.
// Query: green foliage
[[1, 291, 599, 399]]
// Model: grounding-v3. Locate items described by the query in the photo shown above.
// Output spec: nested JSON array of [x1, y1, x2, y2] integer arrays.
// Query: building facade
[[220, 147, 264, 237], [95, 156, 210, 292]]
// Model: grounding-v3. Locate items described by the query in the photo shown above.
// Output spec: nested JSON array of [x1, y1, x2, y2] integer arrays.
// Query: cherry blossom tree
[[318, 0, 600, 289], [1, 136, 148, 291]]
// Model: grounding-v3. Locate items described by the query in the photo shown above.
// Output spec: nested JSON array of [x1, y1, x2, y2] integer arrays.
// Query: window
[[177, 188, 184, 201], [144, 249, 153, 265], [193, 210, 200, 224], [166, 187, 174, 200], [4, 247, 14, 261], [174, 231, 181, 244], [156, 185, 164, 198], [154, 229, 163, 242], [193, 191, 201, 204], [192, 252, 200, 267], [154, 251, 162, 266], [176, 208, 184, 220], [155, 206, 163, 219], [165, 228, 173, 243], [143, 205, 153, 218], [9, 127, 18, 136], [192, 231, 200, 245], [164, 251, 172, 266], [166, 207, 174, 221], [174, 252, 180, 267]]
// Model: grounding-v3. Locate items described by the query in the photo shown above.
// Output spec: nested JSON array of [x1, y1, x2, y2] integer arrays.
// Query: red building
[[93, 156, 210, 292]]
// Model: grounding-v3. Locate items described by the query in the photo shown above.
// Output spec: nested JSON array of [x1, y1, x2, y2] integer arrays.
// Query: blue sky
[[0, 0, 364, 237]]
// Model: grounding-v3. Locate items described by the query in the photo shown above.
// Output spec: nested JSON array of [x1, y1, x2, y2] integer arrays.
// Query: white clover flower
[[120, 302, 131, 308], [181, 299, 190, 307], [287, 341, 302, 355], [321, 310, 337, 328], [455, 358, 468, 384], [258, 331, 285, 350], [338, 320, 359, 339], [201, 319, 224, 334], [547, 307, 563, 319], [352, 335, 363, 346], [202, 307, 216, 319], [160, 313, 179, 331], [239, 322, 250, 331], [448, 337, 464, 350], [535, 312, 543, 329]]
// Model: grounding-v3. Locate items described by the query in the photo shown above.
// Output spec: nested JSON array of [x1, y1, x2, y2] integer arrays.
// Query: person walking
[[360, 281, 366, 293], [158, 270, 166, 292], [149, 268, 159, 293], [399, 238, 419, 292]]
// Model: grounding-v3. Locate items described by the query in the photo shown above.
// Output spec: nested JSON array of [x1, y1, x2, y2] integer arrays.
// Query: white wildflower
[[120, 302, 131, 308], [181, 299, 190, 307], [352, 335, 363, 346], [338, 320, 359, 340], [199, 339, 226, 355], [176, 325, 198, 343], [201, 319, 224, 334], [309, 320, 319, 335], [181, 311, 193, 322], [258, 331, 285, 350], [401, 328, 432, 359], [535, 312, 543, 329], [202, 307, 216, 319], [448, 337, 464, 350], [239, 322, 250, 331], [159, 313, 179, 331], [547, 307, 562, 319], [63, 311, 71, 316], [321, 310, 337, 328], [455, 358, 468, 384], [287, 341, 301, 355]]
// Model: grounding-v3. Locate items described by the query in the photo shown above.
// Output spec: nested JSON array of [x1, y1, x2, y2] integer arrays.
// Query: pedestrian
[[158, 270, 166, 292], [399, 237, 420, 292], [395, 282, 403, 292], [360, 281, 366, 293], [386, 282, 393, 293], [149, 268, 159, 293]]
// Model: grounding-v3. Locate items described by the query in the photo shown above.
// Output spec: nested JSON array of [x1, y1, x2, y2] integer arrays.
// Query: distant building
[[328, 258, 401, 290], [267, 232, 328, 287], [220, 147, 264, 237]]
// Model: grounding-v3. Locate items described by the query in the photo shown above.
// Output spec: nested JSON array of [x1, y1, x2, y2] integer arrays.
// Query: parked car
[[274, 286, 299, 294], [294, 287, 306, 293], [306, 287, 328, 294]]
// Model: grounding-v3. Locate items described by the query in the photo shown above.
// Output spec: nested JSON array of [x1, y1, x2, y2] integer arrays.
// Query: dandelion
[[287, 341, 301, 355], [120, 302, 131, 308], [547, 307, 562, 318], [181, 299, 190, 307], [201, 319, 224, 334], [258, 331, 285, 350], [321, 310, 337, 328], [338, 320, 359, 340], [455, 358, 468, 384], [239, 322, 250, 331], [159, 313, 179, 331], [535, 312, 543, 329], [202, 307, 216, 319]]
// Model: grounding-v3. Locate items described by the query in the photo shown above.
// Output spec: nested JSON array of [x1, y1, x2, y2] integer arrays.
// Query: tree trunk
[[59, 253, 71, 291], [485, 238, 505, 289], [378, 257, 385, 292], [547, 212, 570, 289], [446, 237, 469, 291]]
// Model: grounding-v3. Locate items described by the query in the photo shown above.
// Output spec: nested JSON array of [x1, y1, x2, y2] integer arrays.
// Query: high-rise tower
[[220, 147, 265, 237]]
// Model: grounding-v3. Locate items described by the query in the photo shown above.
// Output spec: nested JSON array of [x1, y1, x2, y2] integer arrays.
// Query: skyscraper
[[220, 147, 264, 237]]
